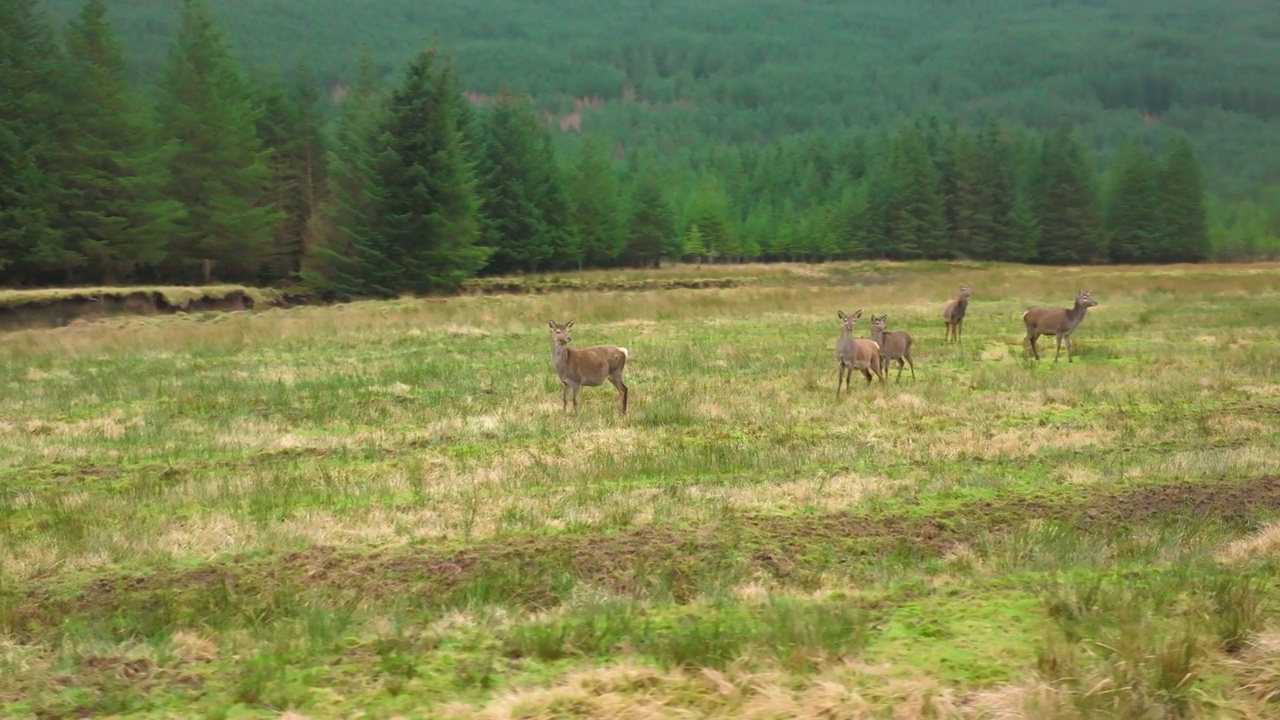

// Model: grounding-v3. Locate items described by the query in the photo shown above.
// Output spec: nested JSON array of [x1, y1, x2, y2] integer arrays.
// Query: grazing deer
[[835, 310, 884, 395], [871, 314, 915, 382], [1022, 291, 1098, 363], [548, 320, 629, 414], [942, 284, 974, 343]]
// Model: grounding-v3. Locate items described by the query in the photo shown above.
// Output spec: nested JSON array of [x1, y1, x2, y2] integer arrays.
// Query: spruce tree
[[372, 49, 489, 292], [977, 120, 1023, 262], [301, 59, 396, 297], [951, 131, 989, 259], [626, 169, 674, 267], [155, 0, 278, 283], [1105, 138, 1160, 263], [1157, 134, 1210, 262], [60, 0, 183, 284], [567, 139, 626, 268], [682, 224, 706, 263], [1034, 124, 1105, 264], [475, 90, 555, 274], [0, 0, 69, 284], [887, 126, 946, 259], [256, 70, 328, 283]]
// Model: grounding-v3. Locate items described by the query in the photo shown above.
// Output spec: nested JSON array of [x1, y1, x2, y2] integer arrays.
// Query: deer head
[[548, 320, 575, 345], [1076, 291, 1097, 308], [871, 315, 888, 333], [837, 309, 862, 332]]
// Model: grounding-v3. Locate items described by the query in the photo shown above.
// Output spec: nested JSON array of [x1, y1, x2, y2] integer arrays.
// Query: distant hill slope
[[39, 0, 1280, 197]]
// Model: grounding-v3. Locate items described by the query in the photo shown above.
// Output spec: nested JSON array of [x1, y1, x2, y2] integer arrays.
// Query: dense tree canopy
[[0, 0, 1274, 291]]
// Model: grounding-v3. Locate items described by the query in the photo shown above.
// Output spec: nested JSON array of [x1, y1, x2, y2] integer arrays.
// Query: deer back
[[559, 344, 627, 384]]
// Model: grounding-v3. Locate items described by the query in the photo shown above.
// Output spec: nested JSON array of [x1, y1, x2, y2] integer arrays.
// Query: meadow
[[2, 261, 1280, 718]]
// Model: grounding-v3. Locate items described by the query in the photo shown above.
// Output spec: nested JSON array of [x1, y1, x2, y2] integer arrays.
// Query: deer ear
[[853, 310, 862, 318], [837, 311, 845, 319], [548, 320, 557, 330], [566, 320, 574, 328]]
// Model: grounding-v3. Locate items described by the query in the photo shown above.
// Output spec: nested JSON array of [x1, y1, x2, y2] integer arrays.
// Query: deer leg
[[1065, 335, 1074, 363], [860, 368, 872, 385], [896, 358, 905, 382], [1027, 333, 1040, 360], [1054, 336, 1063, 363], [956, 320, 963, 344], [906, 353, 916, 380], [571, 383, 581, 413], [610, 375, 628, 415], [562, 382, 571, 412]]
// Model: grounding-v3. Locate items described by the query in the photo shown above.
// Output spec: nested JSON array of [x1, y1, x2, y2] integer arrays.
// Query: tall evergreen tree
[[976, 120, 1024, 261], [1034, 124, 1106, 264], [951, 130, 989, 259], [1157, 134, 1210, 263], [256, 70, 329, 283], [59, 0, 183, 284], [625, 168, 675, 267], [0, 0, 68, 285], [301, 58, 396, 297], [369, 48, 489, 292], [567, 138, 626, 268], [154, 0, 277, 283], [887, 125, 946, 258], [1105, 138, 1160, 264], [475, 90, 556, 274]]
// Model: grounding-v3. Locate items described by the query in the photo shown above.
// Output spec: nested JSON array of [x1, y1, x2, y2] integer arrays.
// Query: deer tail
[[619, 347, 629, 359]]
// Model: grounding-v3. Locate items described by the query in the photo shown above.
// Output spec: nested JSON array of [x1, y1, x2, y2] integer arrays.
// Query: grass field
[[3, 260, 1280, 718]]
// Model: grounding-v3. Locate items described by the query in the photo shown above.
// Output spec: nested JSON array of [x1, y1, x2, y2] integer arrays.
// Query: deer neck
[[955, 295, 968, 311], [870, 326, 884, 346], [1067, 300, 1089, 324], [552, 341, 571, 367]]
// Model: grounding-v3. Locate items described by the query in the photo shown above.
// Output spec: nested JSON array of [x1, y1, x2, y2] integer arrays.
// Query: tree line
[[2, 0, 1213, 295]]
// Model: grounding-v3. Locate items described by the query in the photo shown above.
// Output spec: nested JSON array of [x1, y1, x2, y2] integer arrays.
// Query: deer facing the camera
[[1022, 291, 1098, 363], [836, 310, 884, 395], [548, 320, 629, 414], [942, 283, 973, 343], [871, 314, 915, 382]]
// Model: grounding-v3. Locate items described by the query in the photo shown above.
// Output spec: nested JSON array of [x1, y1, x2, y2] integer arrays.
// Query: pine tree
[[475, 89, 556, 274], [534, 133, 576, 270], [1105, 138, 1160, 263], [1034, 124, 1106, 264], [256, 70, 328, 283], [976, 120, 1022, 261], [567, 138, 626, 268], [1157, 134, 1210, 263], [59, 0, 183, 284], [951, 130, 989, 259], [687, 177, 735, 263], [626, 169, 674, 267], [682, 223, 707, 263], [301, 59, 396, 297], [887, 125, 946, 259], [358, 49, 490, 292], [155, 0, 278, 283], [0, 0, 69, 285]]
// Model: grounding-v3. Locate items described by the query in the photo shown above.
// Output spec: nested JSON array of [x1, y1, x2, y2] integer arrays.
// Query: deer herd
[[549, 284, 1099, 413]]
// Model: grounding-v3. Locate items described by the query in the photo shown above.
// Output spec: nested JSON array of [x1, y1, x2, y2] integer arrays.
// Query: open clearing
[[3, 261, 1280, 718]]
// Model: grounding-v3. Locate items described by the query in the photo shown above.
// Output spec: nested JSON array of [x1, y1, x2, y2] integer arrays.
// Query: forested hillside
[[38, 0, 1280, 198], [2, 0, 1276, 293]]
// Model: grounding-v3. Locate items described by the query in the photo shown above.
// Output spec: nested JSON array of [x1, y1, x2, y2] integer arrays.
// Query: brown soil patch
[[459, 277, 745, 295], [7, 477, 1278, 638]]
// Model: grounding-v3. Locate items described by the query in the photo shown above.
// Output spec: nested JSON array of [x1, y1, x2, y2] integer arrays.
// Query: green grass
[[3, 260, 1280, 718]]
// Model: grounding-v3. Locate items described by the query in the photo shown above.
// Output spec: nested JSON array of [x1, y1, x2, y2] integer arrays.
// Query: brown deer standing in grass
[[871, 314, 915, 382], [548, 320, 629, 414], [1022, 291, 1098, 363], [836, 310, 884, 395], [942, 283, 973, 343]]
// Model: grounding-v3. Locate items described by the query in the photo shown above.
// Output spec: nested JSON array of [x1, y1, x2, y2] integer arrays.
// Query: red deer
[[942, 283, 973, 343], [548, 320, 629, 414], [836, 310, 884, 395], [1022, 291, 1098, 363]]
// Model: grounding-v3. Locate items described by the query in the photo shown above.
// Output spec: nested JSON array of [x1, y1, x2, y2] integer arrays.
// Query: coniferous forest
[[4, 0, 1279, 293]]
